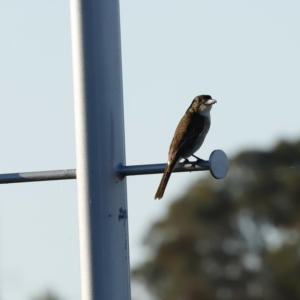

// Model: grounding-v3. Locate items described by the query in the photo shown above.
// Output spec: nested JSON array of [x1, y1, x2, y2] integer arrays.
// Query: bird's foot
[[182, 158, 193, 168], [192, 155, 205, 164], [183, 156, 206, 168]]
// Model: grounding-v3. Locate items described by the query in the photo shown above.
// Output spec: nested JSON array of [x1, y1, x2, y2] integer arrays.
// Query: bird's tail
[[154, 160, 177, 200]]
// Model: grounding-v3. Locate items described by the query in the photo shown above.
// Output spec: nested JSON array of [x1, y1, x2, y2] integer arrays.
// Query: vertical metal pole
[[70, 0, 131, 299]]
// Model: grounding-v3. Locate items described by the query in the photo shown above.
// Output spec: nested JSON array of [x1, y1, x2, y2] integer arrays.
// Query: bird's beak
[[205, 99, 217, 105]]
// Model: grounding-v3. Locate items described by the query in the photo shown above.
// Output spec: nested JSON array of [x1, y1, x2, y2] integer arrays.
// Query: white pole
[[70, 0, 131, 299]]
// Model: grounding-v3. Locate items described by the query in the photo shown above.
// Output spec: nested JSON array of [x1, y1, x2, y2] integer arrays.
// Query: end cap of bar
[[209, 150, 229, 179]]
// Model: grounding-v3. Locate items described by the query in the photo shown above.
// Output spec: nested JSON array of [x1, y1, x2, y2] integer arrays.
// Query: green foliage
[[132, 140, 300, 300]]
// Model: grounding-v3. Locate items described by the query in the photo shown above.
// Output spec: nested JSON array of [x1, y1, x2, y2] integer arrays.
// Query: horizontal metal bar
[[0, 163, 208, 184], [117, 161, 210, 177], [117, 150, 228, 180], [0, 150, 229, 184], [0, 169, 76, 184]]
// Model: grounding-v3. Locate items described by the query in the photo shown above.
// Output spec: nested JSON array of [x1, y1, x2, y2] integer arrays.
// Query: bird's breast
[[194, 118, 210, 147], [182, 116, 211, 158]]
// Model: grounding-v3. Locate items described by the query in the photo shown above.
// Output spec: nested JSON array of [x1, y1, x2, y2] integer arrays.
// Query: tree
[[30, 291, 62, 300], [132, 140, 300, 300]]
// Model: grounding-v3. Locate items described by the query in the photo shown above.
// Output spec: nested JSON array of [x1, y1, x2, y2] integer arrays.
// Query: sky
[[0, 1, 300, 299]]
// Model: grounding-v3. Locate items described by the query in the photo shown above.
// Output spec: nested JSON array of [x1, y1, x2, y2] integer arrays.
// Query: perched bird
[[154, 95, 217, 199]]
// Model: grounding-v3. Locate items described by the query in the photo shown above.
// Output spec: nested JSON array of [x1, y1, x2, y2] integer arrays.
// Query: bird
[[154, 95, 217, 200]]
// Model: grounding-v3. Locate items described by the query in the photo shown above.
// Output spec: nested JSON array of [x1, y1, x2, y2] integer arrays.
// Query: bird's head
[[187, 95, 217, 114]]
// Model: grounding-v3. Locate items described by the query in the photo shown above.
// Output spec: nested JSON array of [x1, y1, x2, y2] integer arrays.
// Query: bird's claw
[[182, 156, 205, 169], [192, 155, 205, 167], [182, 159, 193, 168]]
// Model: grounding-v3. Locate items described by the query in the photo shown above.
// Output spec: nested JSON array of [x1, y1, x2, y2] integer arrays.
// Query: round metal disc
[[209, 149, 229, 179]]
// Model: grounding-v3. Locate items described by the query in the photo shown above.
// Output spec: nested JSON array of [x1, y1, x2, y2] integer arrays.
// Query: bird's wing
[[168, 112, 205, 160]]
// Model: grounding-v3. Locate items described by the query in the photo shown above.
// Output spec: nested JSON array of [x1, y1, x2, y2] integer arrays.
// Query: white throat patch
[[198, 104, 212, 116]]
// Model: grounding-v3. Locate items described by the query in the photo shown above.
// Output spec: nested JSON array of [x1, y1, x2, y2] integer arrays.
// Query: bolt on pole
[[70, 0, 131, 299]]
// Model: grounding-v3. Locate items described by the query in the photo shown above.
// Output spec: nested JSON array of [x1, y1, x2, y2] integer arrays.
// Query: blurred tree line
[[132, 140, 300, 300], [30, 291, 62, 300]]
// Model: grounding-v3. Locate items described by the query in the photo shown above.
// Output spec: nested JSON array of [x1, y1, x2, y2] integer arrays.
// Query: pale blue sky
[[0, 1, 299, 299]]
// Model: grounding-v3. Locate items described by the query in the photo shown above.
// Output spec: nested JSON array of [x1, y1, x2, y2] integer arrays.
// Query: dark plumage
[[154, 95, 217, 199]]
